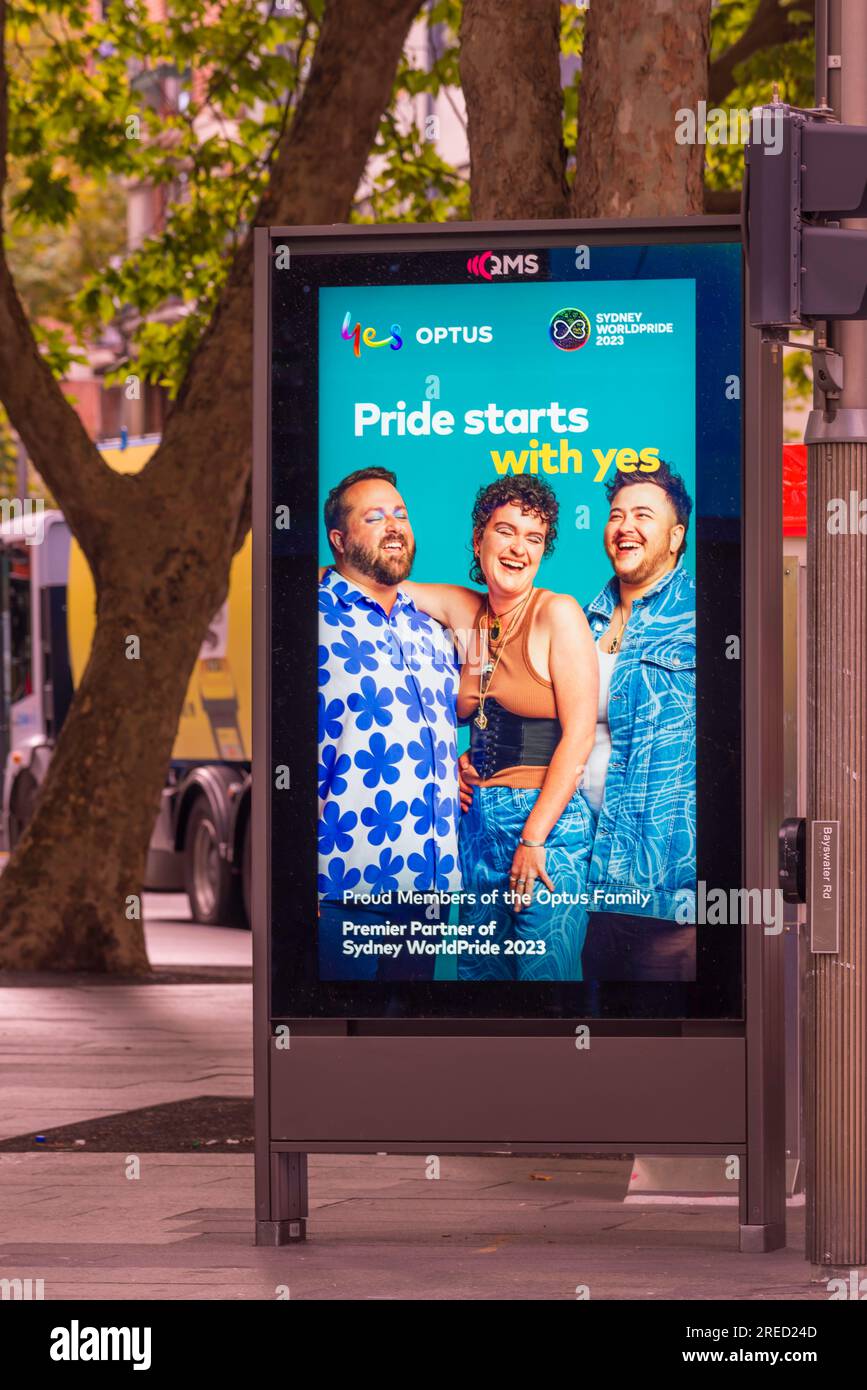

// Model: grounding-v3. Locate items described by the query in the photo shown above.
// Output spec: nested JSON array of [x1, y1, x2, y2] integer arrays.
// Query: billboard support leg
[[739, 1152, 786, 1252], [739, 1225, 787, 1254], [256, 1153, 308, 1246]]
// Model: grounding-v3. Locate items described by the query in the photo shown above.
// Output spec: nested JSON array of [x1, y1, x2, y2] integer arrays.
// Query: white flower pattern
[[317, 570, 462, 900]]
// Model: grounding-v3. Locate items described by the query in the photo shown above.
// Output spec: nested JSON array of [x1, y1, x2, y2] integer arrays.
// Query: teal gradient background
[[318, 278, 697, 607]]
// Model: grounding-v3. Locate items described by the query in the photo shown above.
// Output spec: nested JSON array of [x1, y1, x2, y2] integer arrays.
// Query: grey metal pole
[[805, 0, 867, 1270]]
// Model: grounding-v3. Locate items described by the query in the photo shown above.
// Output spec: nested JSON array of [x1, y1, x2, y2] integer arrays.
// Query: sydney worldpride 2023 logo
[[550, 306, 591, 352]]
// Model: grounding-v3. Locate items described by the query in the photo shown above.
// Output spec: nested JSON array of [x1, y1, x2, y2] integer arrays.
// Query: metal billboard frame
[[252, 216, 785, 1251]]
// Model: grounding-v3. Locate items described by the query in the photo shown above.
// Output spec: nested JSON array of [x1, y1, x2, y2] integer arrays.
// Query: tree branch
[[709, 0, 814, 106], [0, 0, 121, 558], [145, 0, 424, 534], [261, 0, 425, 229]]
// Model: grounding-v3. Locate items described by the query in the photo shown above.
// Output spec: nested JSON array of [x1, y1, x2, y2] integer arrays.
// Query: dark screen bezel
[[265, 220, 744, 1022]]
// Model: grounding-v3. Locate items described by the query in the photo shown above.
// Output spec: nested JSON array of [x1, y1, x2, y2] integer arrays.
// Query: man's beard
[[609, 535, 672, 586], [344, 533, 415, 585]]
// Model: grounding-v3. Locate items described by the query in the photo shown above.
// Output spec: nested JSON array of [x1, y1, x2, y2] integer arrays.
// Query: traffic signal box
[[746, 106, 867, 329]]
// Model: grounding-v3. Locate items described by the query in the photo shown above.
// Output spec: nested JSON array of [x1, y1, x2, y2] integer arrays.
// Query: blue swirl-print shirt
[[318, 569, 462, 901], [584, 562, 696, 921]]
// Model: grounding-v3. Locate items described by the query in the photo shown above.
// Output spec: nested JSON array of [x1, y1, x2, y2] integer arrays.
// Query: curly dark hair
[[469, 476, 559, 585], [605, 460, 693, 559]]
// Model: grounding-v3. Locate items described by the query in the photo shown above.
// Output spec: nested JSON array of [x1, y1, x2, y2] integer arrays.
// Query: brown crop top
[[457, 588, 558, 788]]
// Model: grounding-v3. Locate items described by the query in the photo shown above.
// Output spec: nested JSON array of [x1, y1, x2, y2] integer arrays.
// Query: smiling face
[[474, 502, 548, 601], [331, 478, 416, 586], [604, 481, 684, 588]]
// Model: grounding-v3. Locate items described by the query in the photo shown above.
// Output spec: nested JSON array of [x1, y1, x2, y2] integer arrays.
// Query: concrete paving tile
[[0, 977, 824, 1301]]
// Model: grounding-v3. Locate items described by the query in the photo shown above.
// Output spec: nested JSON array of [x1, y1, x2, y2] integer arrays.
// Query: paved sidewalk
[[142, 893, 252, 971], [0, 1152, 825, 1301], [0, 876, 248, 1141], [0, 984, 251, 1142], [0, 916, 827, 1302]]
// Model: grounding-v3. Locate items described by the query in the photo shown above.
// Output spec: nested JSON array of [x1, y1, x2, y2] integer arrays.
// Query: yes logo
[[341, 312, 403, 358]]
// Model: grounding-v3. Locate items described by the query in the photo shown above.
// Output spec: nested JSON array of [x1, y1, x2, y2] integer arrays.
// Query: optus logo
[[341, 312, 403, 357], [549, 307, 591, 352], [467, 251, 540, 280]]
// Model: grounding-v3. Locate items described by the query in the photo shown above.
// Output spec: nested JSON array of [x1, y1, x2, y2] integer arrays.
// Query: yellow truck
[[0, 436, 253, 926]]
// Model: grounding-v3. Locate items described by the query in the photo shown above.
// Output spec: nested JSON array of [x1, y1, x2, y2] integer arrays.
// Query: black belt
[[466, 697, 562, 781]]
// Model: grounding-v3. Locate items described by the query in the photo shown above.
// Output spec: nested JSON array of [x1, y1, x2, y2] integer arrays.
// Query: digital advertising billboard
[[265, 225, 744, 1020]]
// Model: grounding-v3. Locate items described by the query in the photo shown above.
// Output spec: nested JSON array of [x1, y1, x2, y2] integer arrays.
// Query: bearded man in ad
[[317, 467, 461, 981]]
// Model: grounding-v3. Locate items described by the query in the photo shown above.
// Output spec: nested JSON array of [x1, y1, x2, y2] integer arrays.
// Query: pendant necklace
[[608, 603, 628, 654], [488, 594, 527, 644], [474, 590, 533, 730]]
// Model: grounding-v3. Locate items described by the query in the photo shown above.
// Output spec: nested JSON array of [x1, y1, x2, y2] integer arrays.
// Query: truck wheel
[[184, 797, 236, 926], [9, 771, 39, 850], [241, 815, 252, 929]]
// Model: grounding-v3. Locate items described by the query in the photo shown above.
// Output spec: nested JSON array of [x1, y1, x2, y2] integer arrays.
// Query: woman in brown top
[[400, 476, 599, 981]]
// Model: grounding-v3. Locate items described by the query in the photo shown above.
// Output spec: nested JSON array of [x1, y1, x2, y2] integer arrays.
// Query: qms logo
[[549, 307, 591, 352], [467, 251, 540, 280], [341, 312, 403, 357]]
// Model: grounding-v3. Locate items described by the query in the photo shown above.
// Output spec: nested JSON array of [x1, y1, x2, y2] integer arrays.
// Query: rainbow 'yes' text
[[341, 312, 403, 357]]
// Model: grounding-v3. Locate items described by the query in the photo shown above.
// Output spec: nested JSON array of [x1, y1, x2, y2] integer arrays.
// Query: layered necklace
[[608, 602, 629, 654], [475, 590, 533, 730]]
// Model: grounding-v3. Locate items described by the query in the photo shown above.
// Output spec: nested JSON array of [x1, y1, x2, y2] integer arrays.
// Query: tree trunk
[[0, 501, 225, 970], [460, 0, 569, 220], [0, 0, 421, 970], [573, 0, 711, 218]]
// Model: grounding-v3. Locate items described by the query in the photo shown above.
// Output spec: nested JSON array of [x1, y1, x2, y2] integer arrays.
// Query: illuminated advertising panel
[[268, 228, 742, 1019]]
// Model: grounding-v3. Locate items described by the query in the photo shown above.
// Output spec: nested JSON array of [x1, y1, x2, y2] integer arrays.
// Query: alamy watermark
[[0, 496, 45, 546], [49, 1321, 151, 1370], [1, 1276, 45, 1300], [827, 1270, 867, 1299], [675, 102, 783, 157], [827, 491, 867, 534], [675, 881, 783, 935]]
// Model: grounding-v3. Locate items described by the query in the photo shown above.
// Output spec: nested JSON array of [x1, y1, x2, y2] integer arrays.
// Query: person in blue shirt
[[318, 467, 461, 982], [579, 462, 697, 982]]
